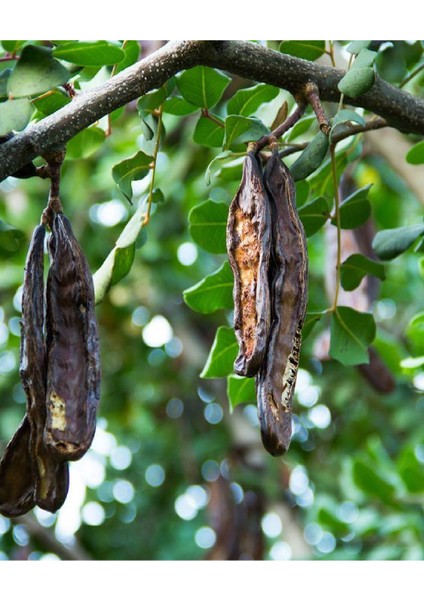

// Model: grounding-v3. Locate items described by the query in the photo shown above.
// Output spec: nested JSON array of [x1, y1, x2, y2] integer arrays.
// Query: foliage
[[1, 39, 424, 561]]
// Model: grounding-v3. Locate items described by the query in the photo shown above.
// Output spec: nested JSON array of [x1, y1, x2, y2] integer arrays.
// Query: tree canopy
[[1, 39, 424, 563]]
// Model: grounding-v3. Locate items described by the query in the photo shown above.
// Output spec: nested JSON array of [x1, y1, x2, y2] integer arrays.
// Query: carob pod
[[256, 146, 308, 456], [226, 150, 272, 377], [44, 212, 101, 461], [20, 223, 69, 511], [0, 417, 36, 517], [290, 130, 329, 182]]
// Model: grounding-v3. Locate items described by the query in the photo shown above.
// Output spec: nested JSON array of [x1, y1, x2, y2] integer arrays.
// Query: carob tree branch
[[1, 40, 424, 182]]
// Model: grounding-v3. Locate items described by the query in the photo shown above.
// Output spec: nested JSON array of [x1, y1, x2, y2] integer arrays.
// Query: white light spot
[[413, 373, 424, 391], [34, 508, 56, 528], [165, 337, 183, 358], [374, 298, 396, 322], [142, 315, 173, 347], [175, 494, 198, 521], [0, 516, 11, 535], [261, 512, 283, 538], [110, 446, 132, 470], [81, 501, 106, 526], [0, 351, 16, 374], [304, 522, 323, 546], [230, 482, 244, 504], [270, 541, 292, 560], [166, 397, 184, 419], [186, 485, 208, 509], [297, 385, 320, 408], [295, 488, 314, 508], [316, 532, 336, 554], [201, 460, 220, 482], [131, 306, 150, 327], [90, 199, 128, 227], [204, 402, 224, 424], [12, 525, 29, 546], [289, 466, 309, 495], [145, 464, 165, 487], [0, 323, 9, 345], [296, 368, 312, 391], [177, 242, 198, 266], [195, 526, 216, 549], [338, 501, 359, 523], [308, 404, 331, 429], [79, 452, 106, 488], [40, 553, 60, 561], [113, 480, 135, 504], [13, 285, 23, 312]]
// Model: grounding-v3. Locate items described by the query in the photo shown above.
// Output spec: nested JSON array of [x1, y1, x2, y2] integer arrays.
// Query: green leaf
[[150, 188, 165, 204], [406, 140, 424, 165], [32, 89, 71, 116], [200, 326, 238, 378], [338, 67, 375, 98], [298, 196, 330, 236], [302, 311, 325, 340], [0, 98, 33, 135], [176, 66, 231, 109], [227, 83, 279, 117], [329, 306, 376, 366], [340, 254, 386, 291], [193, 115, 225, 148], [188, 199, 227, 254], [66, 126, 105, 160], [336, 184, 372, 229], [330, 109, 366, 143], [112, 151, 153, 203], [223, 115, 268, 150], [0, 220, 25, 257], [0, 68, 11, 99], [93, 203, 147, 303], [162, 96, 198, 115], [372, 223, 424, 260], [53, 41, 125, 66], [1, 40, 25, 53], [183, 260, 233, 314], [227, 374, 256, 413], [397, 446, 424, 493], [287, 115, 315, 141], [137, 79, 175, 113], [406, 312, 424, 356], [7, 45, 70, 97], [290, 131, 329, 181], [352, 458, 396, 502], [204, 150, 234, 185], [279, 40, 326, 61], [354, 48, 378, 69], [113, 40, 141, 75], [346, 41, 371, 54]]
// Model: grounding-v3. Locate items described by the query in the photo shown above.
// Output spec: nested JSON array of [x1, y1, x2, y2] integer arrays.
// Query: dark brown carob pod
[[0, 417, 36, 517], [226, 150, 272, 377], [20, 223, 69, 511], [256, 146, 308, 456], [44, 212, 101, 461]]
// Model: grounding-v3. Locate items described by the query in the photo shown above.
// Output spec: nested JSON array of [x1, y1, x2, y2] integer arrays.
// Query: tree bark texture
[[1, 40, 424, 182]]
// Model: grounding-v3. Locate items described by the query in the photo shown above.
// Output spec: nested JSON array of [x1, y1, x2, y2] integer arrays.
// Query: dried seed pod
[[226, 151, 272, 377], [0, 417, 36, 517], [44, 212, 101, 461], [20, 224, 69, 511], [256, 147, 308, 456]]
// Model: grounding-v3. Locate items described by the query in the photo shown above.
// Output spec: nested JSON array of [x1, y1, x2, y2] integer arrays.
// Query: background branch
[[1, 40, 424, 181]]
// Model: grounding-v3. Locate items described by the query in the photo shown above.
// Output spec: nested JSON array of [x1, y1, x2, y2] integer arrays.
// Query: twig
[[255, 103, 306, 151]]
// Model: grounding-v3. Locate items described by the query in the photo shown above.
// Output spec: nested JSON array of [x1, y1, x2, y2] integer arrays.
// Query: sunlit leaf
[[188, 199, 227, 254], [298, 196, 330, 236], [227, 374, 256, 413], [53, 41, 125, 66], [200, 326, 238, 378], [8, 45, 70, 97], [112, 151, 153, 202], [372, 223, 424, 260], [330, 306, 376, 366], [176, 66, 230, 109], [340, 254, 386, 291], [183, 260, 233, 314], [223, 115, 268, 150], [0, 98, 33, 135], [227, 83, 279, 117]]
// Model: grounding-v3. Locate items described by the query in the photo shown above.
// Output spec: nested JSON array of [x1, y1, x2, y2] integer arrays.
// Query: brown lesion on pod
[[255, 147, 308, 456], [44, 212, 101, 461], [226, 150, 272, 377]]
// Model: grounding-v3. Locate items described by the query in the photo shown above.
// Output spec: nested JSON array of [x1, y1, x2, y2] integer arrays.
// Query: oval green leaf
[[53, 41, 125, 66], [200, 326, 238, 378], [329, 306, 376, 366], [340, 254, 386, 291], [227, 83, 279, 117], [183, 260, 233, 314], [338, 67, 375, 98], [0, 98, 33, 135], [176, 66, 231, 109], [227, 374, 256, 413], [372, 223, 424, 260], [188, 199, 228, 254]]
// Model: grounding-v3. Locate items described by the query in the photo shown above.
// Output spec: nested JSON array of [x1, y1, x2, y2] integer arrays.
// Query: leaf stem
[[143, 105, 163, 226], [255, 102, 306, 151], [202, 108, 225, 128], [330, 143, 341, 312]]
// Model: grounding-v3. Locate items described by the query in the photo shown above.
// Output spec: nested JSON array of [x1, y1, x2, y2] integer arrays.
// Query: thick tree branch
[[1, 40, 424, 182]]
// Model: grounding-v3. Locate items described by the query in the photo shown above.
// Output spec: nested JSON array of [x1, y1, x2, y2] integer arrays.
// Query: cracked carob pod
[[256, 146, 308, 456], [44, 211, 101, 461], [226, 150, 272, 377], [20, 223, 69, 512]]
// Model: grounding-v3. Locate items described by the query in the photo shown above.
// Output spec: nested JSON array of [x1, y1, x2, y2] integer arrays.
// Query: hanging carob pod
[[256, 143, 308, 456], [226, 147, 272, 377], [20, 222, 69, 511], [44, 209, 101, 461]]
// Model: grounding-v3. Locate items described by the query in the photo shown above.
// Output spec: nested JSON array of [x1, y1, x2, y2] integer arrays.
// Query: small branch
[[399, 62, 424, 88], [255, 103, 306, 151], [303, 82, 330, 133], [142, 106, 164, 226], [201, 108, 225, 128]]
